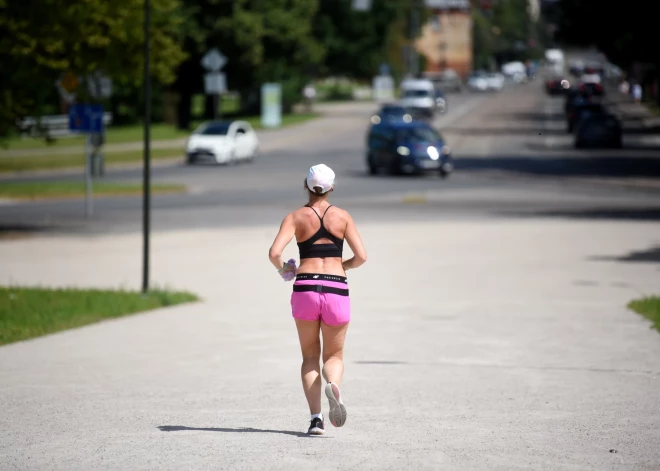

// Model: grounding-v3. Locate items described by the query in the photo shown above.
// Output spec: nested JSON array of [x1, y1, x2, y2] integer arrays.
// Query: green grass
[[0, 286, 199, 346], [628, 297, 660, 333], [1, 112, 319, 151], [0, 181, 186, 200], [0, 147, 183, 173]]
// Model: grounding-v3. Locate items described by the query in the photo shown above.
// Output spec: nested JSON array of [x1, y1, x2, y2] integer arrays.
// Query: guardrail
[[17, 113, 113, 139]]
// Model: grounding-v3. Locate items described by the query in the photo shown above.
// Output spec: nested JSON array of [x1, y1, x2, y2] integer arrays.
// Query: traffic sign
[[204, 72, 226, 94], [87, 72, 113, 99], [201, 48, 227, 71], [56, 71, 80, 104], [68, 104, 104, 133], [352, 0, 371, 10], [60, 71, 79, 93]]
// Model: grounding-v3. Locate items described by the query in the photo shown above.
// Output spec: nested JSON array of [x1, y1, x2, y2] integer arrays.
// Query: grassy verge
[[1, 112, 319, 151], [0, 286, 199, 346], [0, 147, 182, 173], [0, 181, 186, 200], [628, 296, 660, 333]]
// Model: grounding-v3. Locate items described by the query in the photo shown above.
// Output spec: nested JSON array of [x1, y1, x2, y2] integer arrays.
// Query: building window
[[431, 16, 441, 32]]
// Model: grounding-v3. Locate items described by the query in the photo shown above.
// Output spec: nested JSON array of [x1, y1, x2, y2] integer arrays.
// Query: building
[[416, 0, 473, 79]]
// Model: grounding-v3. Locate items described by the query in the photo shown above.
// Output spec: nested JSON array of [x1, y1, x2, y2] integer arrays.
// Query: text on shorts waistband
[[295, 273, 347, 284]]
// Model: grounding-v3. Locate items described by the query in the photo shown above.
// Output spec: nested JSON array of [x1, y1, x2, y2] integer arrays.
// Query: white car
[[185, 120, 259, 165], [486, 73, 505, 91], [467, 72, 489, 91]]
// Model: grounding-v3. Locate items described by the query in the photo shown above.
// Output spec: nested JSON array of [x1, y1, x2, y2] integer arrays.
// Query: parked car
[[564, 89, 594, 116], [574, 114, 622, 148], [431, 69, 463, 93], [366, 120, 453, 177], [467, 72, 503, 92], [567, 102, 606, 133], [467, 71, 489, 91], [578, 81, 604, 97], [185, 120, 259, 165], [486, 73, 505, 91], [546, 77, 570, 95], [371, 103, 413, 125]]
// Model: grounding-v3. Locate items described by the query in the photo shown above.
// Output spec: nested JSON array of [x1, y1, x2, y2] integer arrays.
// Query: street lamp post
[[142, 0, 151, 293]]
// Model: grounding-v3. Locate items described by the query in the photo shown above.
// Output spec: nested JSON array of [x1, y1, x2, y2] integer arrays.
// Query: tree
[[0, 0, 188, 138], [472, 8, 494, 70], [171, 0, 325, 129], [555, 0, 658, 71]]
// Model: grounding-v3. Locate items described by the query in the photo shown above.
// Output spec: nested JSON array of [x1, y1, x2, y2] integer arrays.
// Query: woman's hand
[[279, 259, 297, 282]]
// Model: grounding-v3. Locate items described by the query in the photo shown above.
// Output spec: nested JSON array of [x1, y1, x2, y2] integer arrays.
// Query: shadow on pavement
[[506, 208, 660, 221], [589, 245, 660, 263], [502, 111, 565, 122], [455, 153, 660, 179], [443, 127, 562, 136], [157, 425, 313, 438], [0, 223, 57, 239]]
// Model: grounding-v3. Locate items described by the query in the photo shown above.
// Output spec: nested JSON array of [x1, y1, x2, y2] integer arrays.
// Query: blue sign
[[68, 104, 104, 133]]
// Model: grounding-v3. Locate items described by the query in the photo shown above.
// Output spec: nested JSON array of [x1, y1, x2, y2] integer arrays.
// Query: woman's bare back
[[294, 204, 348, 276]]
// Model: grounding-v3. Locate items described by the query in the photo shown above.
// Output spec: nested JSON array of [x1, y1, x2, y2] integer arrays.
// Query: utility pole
[[142, 0, 151, 293]]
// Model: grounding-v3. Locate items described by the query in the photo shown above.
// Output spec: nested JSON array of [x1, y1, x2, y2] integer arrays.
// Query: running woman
[[268, 164, 367, 435]]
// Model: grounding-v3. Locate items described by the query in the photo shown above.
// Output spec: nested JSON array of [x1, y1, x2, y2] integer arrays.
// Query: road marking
[[402, 194, 427, 204]]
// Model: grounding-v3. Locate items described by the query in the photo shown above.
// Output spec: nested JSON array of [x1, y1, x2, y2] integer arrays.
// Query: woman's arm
[[342, 213, 367, 271], [269, 213, 296, 271]]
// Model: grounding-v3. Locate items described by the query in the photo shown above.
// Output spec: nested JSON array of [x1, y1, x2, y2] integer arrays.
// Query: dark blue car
[[366, 120, 453, 177]]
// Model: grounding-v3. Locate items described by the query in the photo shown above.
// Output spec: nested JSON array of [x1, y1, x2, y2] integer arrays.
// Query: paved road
[[1, 83, 660, 235], [1, 79, 660, 469]]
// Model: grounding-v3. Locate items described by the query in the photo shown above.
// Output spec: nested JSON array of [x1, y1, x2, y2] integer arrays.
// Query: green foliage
[[472, 8, 494, 70], [0, 286, 199, 345], [628, 297, 660, 333], [0, 0, 189, 137], [555, 0, 657, 70], [313, 0, 411, 80]]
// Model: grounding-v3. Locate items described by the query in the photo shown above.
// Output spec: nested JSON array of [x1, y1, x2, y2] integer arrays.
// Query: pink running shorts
[[291, 273, 350, 326]]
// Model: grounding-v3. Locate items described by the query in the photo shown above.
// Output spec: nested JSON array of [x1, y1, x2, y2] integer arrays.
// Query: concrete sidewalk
[[1, 215, 659, 469]]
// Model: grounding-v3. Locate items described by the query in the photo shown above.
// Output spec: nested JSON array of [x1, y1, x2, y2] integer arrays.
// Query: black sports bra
[[297, 205, 344, 259]]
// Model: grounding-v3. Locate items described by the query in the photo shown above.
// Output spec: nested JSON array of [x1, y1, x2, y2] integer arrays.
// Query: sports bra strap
[[305, 204, 333, 223]]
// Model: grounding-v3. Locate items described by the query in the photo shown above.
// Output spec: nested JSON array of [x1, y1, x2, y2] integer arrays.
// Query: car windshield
[[396, 126, 441, 142], [195, 123, 230, 135], [381, 106, 407, 115], [403, 89, 431, 98]]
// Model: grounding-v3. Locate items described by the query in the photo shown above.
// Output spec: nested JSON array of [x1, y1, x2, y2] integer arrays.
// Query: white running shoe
[[325, 382, 347, 427]]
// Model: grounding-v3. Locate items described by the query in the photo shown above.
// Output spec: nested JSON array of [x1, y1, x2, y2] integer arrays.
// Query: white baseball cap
[[306, 164, 335, 194]]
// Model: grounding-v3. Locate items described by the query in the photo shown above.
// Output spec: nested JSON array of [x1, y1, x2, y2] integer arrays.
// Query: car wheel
[[367, 154, 378, 175], [389, 157, 402, 176], [247, 146, 258, 162]]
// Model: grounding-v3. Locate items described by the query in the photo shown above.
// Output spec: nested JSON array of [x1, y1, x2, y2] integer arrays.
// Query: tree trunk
[[177, 90, 192, 130]]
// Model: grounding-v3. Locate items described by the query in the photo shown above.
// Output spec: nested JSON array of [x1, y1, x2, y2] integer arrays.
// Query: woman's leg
[[294, 319, 322, 414], [321, 322, 349, 385]]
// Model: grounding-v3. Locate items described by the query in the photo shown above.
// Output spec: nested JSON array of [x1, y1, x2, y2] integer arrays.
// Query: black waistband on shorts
[[292, 284, 349, 296], [295, 273, 347, 284]]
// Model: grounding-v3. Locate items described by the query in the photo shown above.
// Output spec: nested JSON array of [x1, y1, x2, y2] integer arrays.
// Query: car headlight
[[397, 146, 410, 156], [371, 115, 381, 124], [403, 114, 412, 123], [440, 145, 451, 155], [427, 146, 440, 160]]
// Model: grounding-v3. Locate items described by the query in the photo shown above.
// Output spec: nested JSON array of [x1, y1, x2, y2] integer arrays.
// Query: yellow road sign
[[60, 71, 79, 93]]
